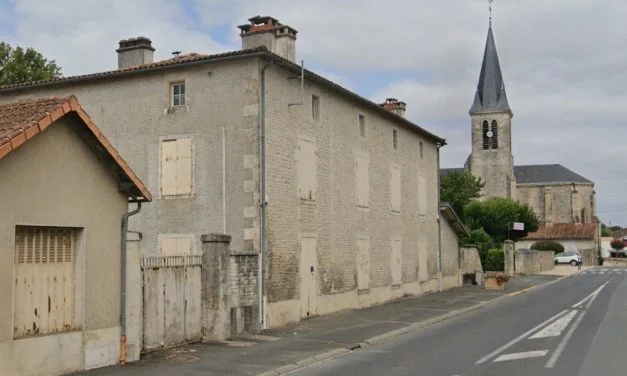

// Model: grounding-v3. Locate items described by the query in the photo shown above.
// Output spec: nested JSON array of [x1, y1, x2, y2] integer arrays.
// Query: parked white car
[[554, 251, 581, 266]]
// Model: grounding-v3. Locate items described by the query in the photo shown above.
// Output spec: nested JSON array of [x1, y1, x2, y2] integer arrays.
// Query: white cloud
[[1, 0, 626, 224]]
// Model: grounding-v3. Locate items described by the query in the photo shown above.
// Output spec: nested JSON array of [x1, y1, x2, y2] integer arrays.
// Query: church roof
[[514, 164, 593, 185], [470, 26, 511, 115], [439, 164, 593, 186]]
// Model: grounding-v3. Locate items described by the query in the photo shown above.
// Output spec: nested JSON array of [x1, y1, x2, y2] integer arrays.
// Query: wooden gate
[[141, 256, 202, 350]]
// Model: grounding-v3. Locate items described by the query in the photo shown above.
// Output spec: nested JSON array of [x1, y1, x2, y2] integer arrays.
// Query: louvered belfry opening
[[482, 120, 499, 150], [13, 226, 76, 338]]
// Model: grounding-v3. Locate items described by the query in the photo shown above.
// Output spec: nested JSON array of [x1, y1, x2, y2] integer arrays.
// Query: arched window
[[491, 120, 499, 149], [482, 120, 490, 150], [581, 208, 586, 224]]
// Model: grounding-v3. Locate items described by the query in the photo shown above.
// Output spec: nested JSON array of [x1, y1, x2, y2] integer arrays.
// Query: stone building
[[442, 22, 597, 228], [0, 16, 466, 330]]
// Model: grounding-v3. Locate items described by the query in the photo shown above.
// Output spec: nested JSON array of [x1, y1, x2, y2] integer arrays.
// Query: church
[[442, 21, 599, 255]]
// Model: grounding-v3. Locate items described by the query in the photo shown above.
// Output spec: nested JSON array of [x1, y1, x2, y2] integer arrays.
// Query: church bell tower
[[467, 17, 516, 201]]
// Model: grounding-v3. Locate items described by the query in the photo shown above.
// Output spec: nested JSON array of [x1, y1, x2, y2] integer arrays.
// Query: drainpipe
[[437, 143, 443, 292], [120, 201, 142, 366], [259, 59, 273, 329]]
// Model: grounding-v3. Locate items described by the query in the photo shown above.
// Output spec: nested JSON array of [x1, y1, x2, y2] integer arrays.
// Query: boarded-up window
[[545, 192, 553, 222], [418, 174, 427, 216], [390, 164, 401, 213], [159, 234, 193, 256], [161, 138, 193, 196], [390, 238, 402, 286], [356, 154, 370, 208], [14, 226, 76, 338], [298, 138, 317, 200]]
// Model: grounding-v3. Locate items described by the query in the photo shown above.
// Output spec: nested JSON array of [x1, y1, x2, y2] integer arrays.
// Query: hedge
[[531, 240, 564, 253], [485, 248, 504, 272]]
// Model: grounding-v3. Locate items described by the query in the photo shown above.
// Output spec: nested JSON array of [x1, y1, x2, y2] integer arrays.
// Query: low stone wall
[[460, 247, 483, 284], [515, 250, 555, 275], [604, 258, 627, 266]]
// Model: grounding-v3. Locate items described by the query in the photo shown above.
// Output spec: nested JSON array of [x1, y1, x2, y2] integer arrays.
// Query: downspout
[[436, 143, 443, 292], [259, 58, 273, 329], [120, 201, 142, 366]]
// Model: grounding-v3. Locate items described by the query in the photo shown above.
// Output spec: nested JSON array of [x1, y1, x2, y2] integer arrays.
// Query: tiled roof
[[523, 223, 597, 240], [514, 164, 593, 185], [0, 47, 445, 145], [0, 48, 268, 90], [0, 96, 151, 201]]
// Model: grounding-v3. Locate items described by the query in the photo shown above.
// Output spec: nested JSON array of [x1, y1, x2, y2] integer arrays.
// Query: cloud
[[1, 0, 626, 225]]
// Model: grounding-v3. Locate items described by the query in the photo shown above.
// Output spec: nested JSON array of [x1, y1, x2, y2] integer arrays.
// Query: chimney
[[379, 98, 407, 118], [238, 16, 298, 62], [116, 37, 155, 69]]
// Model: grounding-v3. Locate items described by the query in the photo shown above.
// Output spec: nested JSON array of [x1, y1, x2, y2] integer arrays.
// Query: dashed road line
[[545, 311, 586, 368]]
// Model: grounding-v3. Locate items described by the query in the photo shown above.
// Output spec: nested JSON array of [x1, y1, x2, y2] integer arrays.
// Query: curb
[[255, 273, 581, 376]]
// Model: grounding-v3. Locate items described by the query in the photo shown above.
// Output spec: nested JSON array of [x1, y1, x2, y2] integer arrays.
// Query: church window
[[491, 120, 499, 149], [482, 121, 490, 149], [581, 208, 586, 224], [482, 120, 498, 150]]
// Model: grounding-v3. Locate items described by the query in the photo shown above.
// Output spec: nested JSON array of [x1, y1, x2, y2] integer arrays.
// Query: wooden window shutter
[[161, 140, 178, 195], [176, 138, 193, 195]]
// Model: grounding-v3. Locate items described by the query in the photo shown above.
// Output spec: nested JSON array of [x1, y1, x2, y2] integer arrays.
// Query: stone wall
[[461, 247, 483, 275], [579, 249, 596, 266], [517, 183, 595, 225], [515, 250, 555, 275]]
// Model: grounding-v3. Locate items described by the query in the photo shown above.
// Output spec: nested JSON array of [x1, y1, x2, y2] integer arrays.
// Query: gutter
[[436, 142, 444, 292], [120, 201, 142, 366], [258, 59, 273, 329]]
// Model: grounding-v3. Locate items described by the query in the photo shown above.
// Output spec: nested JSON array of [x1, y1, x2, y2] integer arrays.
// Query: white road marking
[[572, 280, 610, 309], [601, 269, 608, 272], [530, 310, 577, 339], [493, 350, 549, 363], [545, 311, 586, 368], [476, 310, 569, 364]]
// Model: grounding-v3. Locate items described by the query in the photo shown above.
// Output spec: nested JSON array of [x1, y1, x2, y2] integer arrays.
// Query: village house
[[0, 96, 151, 375], [0, 16, 466, 340]]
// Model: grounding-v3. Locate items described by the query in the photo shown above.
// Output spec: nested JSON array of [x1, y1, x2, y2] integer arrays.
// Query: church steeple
[[469, 25, 511, 115]]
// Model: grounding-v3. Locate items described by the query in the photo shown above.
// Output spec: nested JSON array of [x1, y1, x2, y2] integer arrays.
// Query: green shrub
[[531, 240, 564, 253], [485, 248, 504, 272]]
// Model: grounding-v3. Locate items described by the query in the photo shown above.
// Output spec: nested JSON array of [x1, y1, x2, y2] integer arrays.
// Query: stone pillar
[[201, 233, 231, 342], [504, 240, 515, 276]]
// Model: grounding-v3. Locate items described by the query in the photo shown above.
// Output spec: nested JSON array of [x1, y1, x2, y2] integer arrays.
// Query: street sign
[[512, 222, 525, 231]]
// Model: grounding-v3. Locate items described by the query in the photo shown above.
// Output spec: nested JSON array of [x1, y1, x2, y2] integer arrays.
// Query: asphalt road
[[293, 267, 627, 376]]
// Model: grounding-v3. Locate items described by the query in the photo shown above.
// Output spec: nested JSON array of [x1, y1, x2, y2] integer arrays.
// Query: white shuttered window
[[13, 226, 76, 338], [161, 138, 193, 196]]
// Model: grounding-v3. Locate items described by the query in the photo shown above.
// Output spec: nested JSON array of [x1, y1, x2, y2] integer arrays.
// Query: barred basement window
[[14, 226, 77, 338]]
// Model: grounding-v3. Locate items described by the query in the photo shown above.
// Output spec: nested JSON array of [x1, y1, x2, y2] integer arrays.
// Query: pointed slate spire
[[470, 25, 511, 115]]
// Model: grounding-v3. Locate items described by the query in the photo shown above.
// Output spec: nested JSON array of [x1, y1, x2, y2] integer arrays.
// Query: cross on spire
[[489, 0, 495, 27]]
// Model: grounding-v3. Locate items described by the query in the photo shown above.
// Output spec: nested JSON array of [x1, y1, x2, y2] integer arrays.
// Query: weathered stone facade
[[517, 183, 595, 224]]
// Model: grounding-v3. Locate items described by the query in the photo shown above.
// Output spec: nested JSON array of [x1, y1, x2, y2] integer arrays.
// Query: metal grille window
[[14, 226, 76, 338], [172, 82, 186, 107]]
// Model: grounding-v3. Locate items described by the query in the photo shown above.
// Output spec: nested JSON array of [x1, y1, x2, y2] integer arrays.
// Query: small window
[[359, 114, 366, 137], [312, 95, 320, 120], [393, 129, 398, 150], [172, 82, 186, 107], [419, 141, 424, 159]]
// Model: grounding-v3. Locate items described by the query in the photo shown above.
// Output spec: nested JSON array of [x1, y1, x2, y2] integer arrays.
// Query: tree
[[464, 197, 540, 243], [440, 171, 484, 222], [0, 42, 61, 85]]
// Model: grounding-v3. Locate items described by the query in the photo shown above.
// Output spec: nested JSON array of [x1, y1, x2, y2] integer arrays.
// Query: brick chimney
[[379, 98, 407, 118], [116, 37, 155, 69], [238, 16, 297, 62]]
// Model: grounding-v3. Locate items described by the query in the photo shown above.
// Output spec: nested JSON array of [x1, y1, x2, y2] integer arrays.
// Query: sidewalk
[[71, 274, 565, 376]]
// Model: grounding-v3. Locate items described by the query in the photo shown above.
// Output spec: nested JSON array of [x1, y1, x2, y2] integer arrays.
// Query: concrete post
[[201, 233, 231, 342], [504, 240, 515, 276]]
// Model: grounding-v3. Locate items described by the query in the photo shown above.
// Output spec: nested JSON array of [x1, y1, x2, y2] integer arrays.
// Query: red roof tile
[[0, 96, 151, 201], [524, 223, 597, 240]]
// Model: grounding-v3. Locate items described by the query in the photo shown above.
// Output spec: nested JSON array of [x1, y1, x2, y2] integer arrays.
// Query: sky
[[0, 0, 625, 226]]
